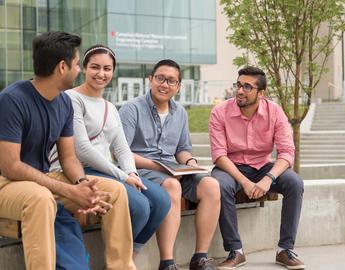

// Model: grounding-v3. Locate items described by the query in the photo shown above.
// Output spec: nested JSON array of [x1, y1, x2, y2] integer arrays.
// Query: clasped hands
[[72, 178, 112, 216], [243, 176, 272, 199]]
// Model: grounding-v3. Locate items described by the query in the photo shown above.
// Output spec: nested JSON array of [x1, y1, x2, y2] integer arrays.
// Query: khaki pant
[[0, 172, 136, 270]]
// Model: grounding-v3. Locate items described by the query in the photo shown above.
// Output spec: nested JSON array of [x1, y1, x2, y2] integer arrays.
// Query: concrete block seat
[[0, 189, 278, 240]]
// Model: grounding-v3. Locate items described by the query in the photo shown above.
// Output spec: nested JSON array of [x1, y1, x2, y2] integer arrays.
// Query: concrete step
[[314, 109, 345, 112], [300, 145, 345, 149], [315, 103, 345, 107], [314, 113, 345, 115], [300, 159, 345, 164], [313, 114, 345, 117], [300, 140, 345, 145], [311, 127, 345, 130], [192, 145, 211, 156], [191, 133, 210, 144], [300, 136, 345, 140], [300, 164, 345, 179], [301, 149, 345, 153], [301, 133, 345, 137], [314, 107, 345, 109], [300, 152, 345, 159], [197, 157, 213, 166], [312, 120, 345, 124]]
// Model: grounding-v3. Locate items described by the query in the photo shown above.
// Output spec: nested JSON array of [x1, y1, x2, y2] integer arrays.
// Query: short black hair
[[82, 44, 116, 70], [150, 59, 181, 82], [32, 31, 82, 77], [238, 66, 266, 90]]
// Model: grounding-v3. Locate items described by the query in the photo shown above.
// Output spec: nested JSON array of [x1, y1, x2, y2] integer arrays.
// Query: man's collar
[[227, 98, 242, 117], [257, 99, 265, 116]]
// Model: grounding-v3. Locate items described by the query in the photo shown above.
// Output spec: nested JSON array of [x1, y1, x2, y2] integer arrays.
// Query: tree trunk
[[292, 122, 301, 173]]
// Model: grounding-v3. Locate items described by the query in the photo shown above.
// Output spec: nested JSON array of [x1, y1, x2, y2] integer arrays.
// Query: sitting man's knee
[[215, 175, 237, 193], [162, 177, 182, 200], [30, 187, 57, 213], [198, 176, 221, 200], [292, 175, 304, 193], [279, 170, 304, 197]]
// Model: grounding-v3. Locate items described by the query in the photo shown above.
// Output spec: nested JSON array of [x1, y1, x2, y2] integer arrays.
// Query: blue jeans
[[212, 163, 304, 251], [84, 167, 171, 252]]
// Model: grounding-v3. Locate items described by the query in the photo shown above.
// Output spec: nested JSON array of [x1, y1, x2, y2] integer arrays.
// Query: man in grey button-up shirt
[[119, 59, 220, 270]]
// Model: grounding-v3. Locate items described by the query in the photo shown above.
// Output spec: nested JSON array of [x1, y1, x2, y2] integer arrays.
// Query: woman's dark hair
[[238, 66, 267, 90], [82, 45, 116, 70], [32, 31, 81, 77], [150, 59, 181, 82]]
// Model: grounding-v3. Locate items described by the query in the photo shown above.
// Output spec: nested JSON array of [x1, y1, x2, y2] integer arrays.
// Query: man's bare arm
[[0, 140, 98, 209], [57, 136, 86, 184], [57, 136, 113, 213], [175, 151, 195, 166], [132, 152, 166, 172]]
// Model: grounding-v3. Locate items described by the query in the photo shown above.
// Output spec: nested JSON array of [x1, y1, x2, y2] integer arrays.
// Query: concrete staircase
[[300, 133, 345, 164], [301, 102, 345, 179], [311, 102, 345, 130]]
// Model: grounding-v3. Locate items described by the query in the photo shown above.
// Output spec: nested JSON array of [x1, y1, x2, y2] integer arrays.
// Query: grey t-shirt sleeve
[[69, 93, 128, 182], [0, 94, 23, 143]]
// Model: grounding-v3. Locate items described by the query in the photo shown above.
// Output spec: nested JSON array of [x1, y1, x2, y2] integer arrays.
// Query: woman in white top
[[63, 45, 170, 255]]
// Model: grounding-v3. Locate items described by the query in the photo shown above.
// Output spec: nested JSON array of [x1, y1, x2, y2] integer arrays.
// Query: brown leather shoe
[[276, 250, 306, 269], [218, 251, 246, 269]]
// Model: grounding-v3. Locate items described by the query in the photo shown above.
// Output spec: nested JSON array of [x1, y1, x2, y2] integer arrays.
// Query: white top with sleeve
[[51, 89, 136, 182]]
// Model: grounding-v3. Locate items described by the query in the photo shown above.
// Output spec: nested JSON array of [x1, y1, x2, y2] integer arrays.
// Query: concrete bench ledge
[[1, 179, 344, 270]]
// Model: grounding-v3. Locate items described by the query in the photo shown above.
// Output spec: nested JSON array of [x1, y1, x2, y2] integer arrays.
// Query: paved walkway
[[181, 244, 345, 269]]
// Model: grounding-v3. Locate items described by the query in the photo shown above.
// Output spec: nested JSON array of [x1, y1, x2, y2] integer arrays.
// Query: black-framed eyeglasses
[[154, 75, 179, 87], [235, 81, 258, 92]]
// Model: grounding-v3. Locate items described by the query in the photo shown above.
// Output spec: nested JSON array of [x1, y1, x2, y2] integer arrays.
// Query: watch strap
[[266, 172, 277, 185]]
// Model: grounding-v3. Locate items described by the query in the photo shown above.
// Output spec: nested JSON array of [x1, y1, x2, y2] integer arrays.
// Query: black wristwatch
[[185, 157, 198, 165], [265, 172, 277, 185]]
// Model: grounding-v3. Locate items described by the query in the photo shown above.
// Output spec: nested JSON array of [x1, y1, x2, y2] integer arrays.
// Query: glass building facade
[[0, 0, 216, 104]]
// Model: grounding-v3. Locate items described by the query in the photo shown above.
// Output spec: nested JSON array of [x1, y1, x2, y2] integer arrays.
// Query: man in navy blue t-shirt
[[0, 31, 135, 270]]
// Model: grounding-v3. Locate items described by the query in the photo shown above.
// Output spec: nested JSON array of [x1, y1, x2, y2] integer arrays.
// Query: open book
[[153, 160, 208, 176]]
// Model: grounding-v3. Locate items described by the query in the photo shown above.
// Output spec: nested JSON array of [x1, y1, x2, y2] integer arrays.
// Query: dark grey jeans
[[211, 163, 304, 251]]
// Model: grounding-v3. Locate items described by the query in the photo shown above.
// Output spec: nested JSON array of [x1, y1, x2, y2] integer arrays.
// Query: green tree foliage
[[221, 0, 345, 171]]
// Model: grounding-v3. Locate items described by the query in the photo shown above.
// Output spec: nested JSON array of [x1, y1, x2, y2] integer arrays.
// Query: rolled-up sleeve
[[274, 106, 295, 167], [209, 105, 228, 163], [176, 110, 192, 153]]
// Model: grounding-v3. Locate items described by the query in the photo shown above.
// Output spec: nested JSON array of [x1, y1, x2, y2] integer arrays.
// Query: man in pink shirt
[[209, 66, 305, 270]]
